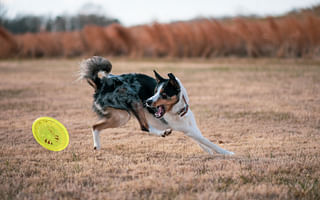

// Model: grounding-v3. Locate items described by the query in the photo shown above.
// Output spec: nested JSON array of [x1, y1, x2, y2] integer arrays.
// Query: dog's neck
[[170, 78, 189, 117], [177, 95, 189, 117]]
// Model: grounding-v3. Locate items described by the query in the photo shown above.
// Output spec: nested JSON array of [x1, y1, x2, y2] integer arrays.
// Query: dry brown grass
[[0, 58, 320, 199]]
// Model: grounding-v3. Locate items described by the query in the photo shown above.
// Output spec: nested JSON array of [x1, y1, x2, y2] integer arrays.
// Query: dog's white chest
[[164, 111, 195, 132]]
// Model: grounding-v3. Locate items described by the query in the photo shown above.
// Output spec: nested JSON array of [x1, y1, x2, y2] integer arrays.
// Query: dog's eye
[[161, 93, 168, 99]]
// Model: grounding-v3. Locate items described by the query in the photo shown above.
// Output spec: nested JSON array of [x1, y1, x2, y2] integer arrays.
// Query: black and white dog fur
[[80, 56, 234, 155]]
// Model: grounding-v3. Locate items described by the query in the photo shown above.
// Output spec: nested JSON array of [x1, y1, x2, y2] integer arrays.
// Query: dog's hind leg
[[92, 108, 130, 150]]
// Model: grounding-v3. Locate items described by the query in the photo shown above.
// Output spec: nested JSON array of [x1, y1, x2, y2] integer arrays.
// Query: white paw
[[93, 146, 101, 150], [161, 129, 172, 137], [224, 151, 234, 156]]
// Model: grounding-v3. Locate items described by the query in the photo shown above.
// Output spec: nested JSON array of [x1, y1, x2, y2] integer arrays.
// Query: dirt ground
[[0, 57, 320, 199]]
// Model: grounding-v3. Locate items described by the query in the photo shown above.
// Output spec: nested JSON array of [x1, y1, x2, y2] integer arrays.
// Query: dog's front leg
[[149, 127, 172, 137], [181, 112, 234, 155], [130, 102, 172, 137], [198, 143, 214, 155], [187, 131, 234, 155]]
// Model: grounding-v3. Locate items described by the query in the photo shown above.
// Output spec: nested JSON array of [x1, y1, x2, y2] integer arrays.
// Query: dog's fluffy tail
[[79, 56, 112, 90]]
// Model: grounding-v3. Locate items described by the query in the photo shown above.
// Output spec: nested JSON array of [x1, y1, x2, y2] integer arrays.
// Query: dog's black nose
[[146, 99, 153, 107]]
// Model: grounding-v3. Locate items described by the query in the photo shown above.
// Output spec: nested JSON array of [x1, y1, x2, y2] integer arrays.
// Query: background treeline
[[1, 14, 119, 34], [0, 5, 320, 59], [0, 2, 119, 33]]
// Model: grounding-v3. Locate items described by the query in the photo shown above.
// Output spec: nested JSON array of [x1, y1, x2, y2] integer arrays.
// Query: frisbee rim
[[32, 117, 69, 151]]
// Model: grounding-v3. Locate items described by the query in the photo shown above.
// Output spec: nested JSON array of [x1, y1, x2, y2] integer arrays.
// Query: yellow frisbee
[[32, 117, 69, 151]]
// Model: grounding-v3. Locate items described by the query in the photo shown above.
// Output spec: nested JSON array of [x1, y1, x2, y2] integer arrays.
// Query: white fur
[[148, 83, 164, 104], [92, 129, 101, 150], [144, 109, 170, 136]]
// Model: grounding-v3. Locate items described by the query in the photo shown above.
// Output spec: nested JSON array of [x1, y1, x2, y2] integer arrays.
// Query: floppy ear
[[168, 73, 180, 90], [153, 70, 165, 83]]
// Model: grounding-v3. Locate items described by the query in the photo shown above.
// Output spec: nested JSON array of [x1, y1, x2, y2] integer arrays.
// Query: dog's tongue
[[155, 106, 164, 118]]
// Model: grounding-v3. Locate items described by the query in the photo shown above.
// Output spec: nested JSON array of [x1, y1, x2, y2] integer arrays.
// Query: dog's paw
[[93, 146, 101, 150], [161, 129, 172, 137], [223, 151, 234, 156]]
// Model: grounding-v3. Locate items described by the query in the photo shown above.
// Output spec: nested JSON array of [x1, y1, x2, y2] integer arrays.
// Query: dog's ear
[[168, 73, 180, 90], [153, 70, 165, 83]]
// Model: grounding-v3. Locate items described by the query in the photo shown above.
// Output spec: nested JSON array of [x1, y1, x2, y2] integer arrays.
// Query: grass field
[[0, 57, 320, 199]]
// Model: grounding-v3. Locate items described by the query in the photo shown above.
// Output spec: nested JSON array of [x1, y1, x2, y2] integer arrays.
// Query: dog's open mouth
[[155, 105, 165, 118]]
